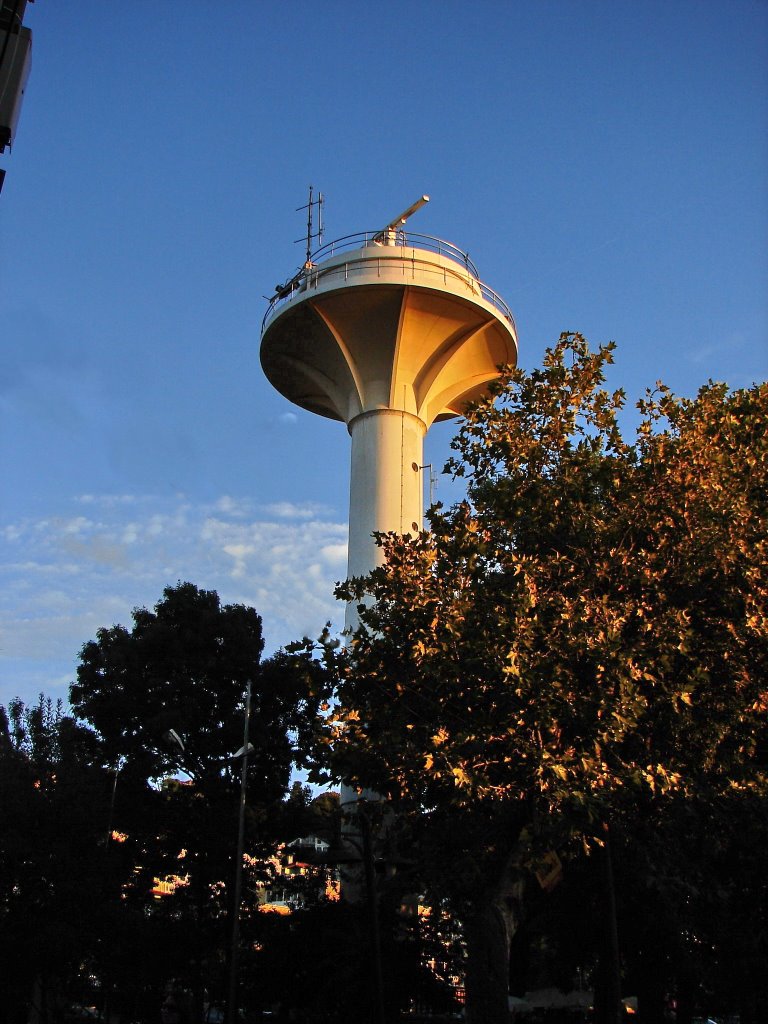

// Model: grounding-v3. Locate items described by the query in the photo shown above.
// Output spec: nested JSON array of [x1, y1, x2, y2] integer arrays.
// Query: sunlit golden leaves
[[330, 337, 767, 842]]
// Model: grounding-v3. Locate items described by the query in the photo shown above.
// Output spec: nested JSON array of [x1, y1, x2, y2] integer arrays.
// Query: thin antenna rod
[[305, 185, 313, 264], [295, 186, 325, 263], [418, 463, 436, 508]]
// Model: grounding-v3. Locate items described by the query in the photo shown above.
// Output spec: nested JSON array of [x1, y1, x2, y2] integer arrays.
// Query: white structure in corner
[[260, 197, 518, 627]]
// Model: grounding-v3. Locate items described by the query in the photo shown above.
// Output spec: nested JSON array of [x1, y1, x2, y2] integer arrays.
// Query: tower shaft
[[346, 407, 426, 624]]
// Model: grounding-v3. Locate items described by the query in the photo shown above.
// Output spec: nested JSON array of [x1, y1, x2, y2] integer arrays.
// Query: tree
[[331, 335, 768, 1024], [70, 582, 331, 1019], [0, 697, 110, 1024]]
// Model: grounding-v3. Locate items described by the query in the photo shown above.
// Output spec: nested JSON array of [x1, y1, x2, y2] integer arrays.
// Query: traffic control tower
[[260, 196, 518, 626]]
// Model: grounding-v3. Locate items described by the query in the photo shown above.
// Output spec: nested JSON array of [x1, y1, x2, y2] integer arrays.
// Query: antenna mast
[[295, 185, 324, 264]]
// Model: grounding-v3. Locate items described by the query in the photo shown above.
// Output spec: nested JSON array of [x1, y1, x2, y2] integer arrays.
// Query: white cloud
[[259, 500, 331, 520], [0, 492, 349, 709], [76, 493, 144, 507], [214, 495, 252, 517], [319, 543, 348, 566], [60, 517, 92, 535]]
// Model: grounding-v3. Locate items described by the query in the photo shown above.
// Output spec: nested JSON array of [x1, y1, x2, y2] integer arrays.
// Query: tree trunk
[[739, 993, 760, 1024], [673, 972, 694, 1024], [28, 975, 44, 1024], [594, 824, 622, 1024], [635, 937, 669, 1024], [636, 973, 666, 1024], [463, 881, 521, 1024]]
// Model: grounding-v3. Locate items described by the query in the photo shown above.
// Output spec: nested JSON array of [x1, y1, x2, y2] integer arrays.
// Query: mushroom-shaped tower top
[[260, 224, 517, 590], [260, 231, 517, 430]]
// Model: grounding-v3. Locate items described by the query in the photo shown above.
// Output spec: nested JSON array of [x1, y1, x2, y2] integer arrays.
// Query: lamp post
[[104, 755, 126, 846], [163, 693, 254, 1024], [227, 678, 253, 1024]]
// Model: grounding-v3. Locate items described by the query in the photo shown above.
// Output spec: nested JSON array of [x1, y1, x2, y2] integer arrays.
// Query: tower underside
[[261, 243, 517, 430]]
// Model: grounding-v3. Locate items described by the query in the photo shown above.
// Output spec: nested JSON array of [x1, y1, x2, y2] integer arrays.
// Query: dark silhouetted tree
[[70, 582, 332, 1019]]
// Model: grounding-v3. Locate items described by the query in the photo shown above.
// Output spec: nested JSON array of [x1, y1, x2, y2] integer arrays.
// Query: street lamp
[[162, 692, 255, 1024], [226, 677, 253, 1024], [104, 755, 126, 846]]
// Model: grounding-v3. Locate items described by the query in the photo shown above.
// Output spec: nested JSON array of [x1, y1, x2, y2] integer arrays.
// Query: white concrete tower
[[261, 197, 518, 627]]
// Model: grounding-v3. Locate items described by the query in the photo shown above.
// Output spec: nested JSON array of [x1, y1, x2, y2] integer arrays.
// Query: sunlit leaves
[[331, 335, 767, 840]]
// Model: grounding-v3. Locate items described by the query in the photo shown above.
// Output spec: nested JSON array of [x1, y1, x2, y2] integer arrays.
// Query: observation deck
[[260, 230, 518, 430]]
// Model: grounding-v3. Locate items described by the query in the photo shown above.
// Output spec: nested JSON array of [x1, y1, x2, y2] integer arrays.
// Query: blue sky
[[2, 0, 767, 712]]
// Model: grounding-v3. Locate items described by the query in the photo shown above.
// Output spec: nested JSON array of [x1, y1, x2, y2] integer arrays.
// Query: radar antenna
[[373, 194, 430, 243], [295, 185, 324, 265]]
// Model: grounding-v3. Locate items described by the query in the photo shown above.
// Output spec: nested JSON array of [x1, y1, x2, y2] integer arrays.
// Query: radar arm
[[381, 194, 430, 232], [373, 194, 430, 243]]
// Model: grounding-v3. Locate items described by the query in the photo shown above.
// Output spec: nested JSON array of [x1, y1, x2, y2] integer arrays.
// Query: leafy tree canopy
[[72, 582, 266, 780], [68, 582, 335, 1018], [71, 582, 331, 792], [333, 334, 767, 828], [328, 333, 767, 1022]]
